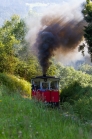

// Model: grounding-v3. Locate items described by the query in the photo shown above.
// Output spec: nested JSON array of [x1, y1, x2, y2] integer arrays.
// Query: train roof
[[32, 75, 60, 80]]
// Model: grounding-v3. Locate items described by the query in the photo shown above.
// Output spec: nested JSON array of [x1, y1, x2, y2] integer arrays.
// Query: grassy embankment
[[0, 94, 92, 139], [0, 72, 92, 139]]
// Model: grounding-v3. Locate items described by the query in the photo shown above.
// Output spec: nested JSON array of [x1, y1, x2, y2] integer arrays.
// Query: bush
[[59, 66, 92, 104], [60, 81, 81, 103], [59, 67, 92, 121], [73, 96, 92, 121], [60, 80, 92, 104], [0, 73, 31, 96]]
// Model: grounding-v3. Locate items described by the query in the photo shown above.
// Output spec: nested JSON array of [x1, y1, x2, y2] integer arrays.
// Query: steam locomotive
[[31, 74, 60, 107]]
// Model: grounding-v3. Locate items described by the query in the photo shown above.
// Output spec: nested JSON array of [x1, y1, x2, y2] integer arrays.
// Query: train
[[31, 74, 60, 107]]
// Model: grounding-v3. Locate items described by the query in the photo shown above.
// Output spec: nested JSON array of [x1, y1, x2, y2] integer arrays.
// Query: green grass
[[0, 72, 92, 139], [0, 94, 92, 139]]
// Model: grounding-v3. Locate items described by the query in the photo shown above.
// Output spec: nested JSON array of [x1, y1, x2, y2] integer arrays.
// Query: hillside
[[0, 68, 92, 138], [0, 94, 91, 139]]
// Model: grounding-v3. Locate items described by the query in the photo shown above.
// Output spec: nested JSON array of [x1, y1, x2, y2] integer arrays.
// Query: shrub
[[59, 66, 92, 104], [0, 73, 31, 96], [60, 81, 92, 104], [73, 96, 92, 121], [60, 81, 82, 104]]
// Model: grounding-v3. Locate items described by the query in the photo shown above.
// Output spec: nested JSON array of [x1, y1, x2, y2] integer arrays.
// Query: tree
[[83, 0, 92, 23], [78, 64, 92, 74], [0, 20, 19, 73], [0, 15, 27, 73], [15, 55, 42, 81], [79, 0, 92, 60]]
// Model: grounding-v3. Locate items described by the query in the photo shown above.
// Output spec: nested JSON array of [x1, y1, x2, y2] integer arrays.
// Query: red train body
[[31, 75, 60, 106]]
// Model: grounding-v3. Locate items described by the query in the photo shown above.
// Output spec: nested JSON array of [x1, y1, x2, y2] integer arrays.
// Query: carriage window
[[50, 81, 57, 89], [32, 81, 40, 90], [42, 83, 49, 89]]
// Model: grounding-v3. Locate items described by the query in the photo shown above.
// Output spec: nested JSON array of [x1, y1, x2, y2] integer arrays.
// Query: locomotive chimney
[[43, 74, 46, 77]]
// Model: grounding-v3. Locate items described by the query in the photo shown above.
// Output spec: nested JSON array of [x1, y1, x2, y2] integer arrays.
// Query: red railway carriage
[[31, 75, 60, 106]]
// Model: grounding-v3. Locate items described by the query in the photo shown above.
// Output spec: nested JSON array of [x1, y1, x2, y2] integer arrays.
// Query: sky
[[0, 0, 86, 26]]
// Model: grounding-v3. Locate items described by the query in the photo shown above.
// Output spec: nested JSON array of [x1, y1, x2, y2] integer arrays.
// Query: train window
[[42, 83, 49, 89], [32, 81, 40, 90], [50, 81, 57, 89]]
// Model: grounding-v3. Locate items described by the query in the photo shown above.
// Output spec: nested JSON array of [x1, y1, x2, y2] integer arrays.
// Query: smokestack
[[43, 74, 46, 77]]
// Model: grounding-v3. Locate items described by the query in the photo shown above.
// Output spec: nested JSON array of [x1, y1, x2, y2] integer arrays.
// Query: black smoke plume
[[34, 15, 86, 74]]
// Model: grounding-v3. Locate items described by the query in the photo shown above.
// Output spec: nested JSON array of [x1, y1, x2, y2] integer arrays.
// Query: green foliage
[[0, 14, 42, 79], [60, 81, 81, 103], [58, 66, 92, 121], [80, 0, 92, 60], [47, 63, 57, 76], [0, 73, 31, 96], [0, 15, 27, 74], [78, 64, 92, 74], [73, 96, 92, 121], [82, 0, 92, 23], [60, 81, 92, 104], [58, 66, 92, 88], [2, 15, 26, 43], [59, 66, 92, 103], [15, 56, 42, 81], [84, 24, 92, 58], [0, 25, 19, 73]]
